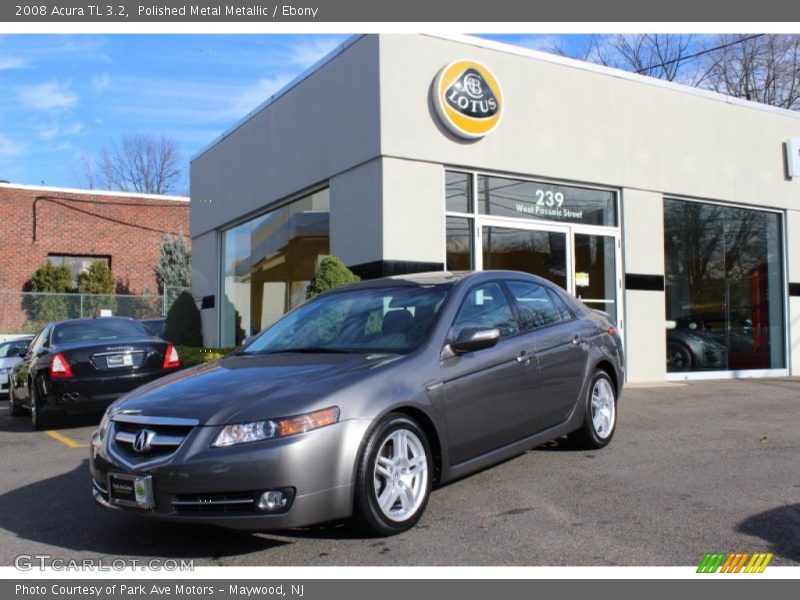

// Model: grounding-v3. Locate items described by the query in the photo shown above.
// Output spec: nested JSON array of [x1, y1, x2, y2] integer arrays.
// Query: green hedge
[[176, 346, 235, 368]]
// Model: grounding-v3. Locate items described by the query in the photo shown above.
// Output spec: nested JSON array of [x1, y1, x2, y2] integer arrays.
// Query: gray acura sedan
[[90, 271, 623, 536]]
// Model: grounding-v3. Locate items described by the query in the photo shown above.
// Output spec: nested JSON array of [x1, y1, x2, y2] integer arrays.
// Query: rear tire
[[353, 414, 432, 536], [30, 381, 52, 431], [569, 370, 618, 450], [8, 379, 24, 417]]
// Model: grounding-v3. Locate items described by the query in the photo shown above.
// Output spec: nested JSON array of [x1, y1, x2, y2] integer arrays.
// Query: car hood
[[0, 357, 22, 370], [110, 352, 400, 425]]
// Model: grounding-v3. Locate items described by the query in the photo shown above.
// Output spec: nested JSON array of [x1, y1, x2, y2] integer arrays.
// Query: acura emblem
[[132, 429, 155, 453]]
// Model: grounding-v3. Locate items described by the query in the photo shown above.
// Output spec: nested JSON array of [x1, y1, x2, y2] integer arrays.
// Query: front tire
[[569, 370, 618, 449], [353, 414, 432, 536]]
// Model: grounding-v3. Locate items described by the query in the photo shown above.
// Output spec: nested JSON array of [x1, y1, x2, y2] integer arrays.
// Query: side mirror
[[450, 327, 500, 355], [17, 347, 28, 358]]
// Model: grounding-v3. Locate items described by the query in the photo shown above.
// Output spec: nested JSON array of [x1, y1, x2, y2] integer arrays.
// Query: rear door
[[504, 281, 592, 430]]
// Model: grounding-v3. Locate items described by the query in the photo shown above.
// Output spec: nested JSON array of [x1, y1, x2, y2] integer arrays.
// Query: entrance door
[[476, 220, 622, 333], [478, 221, 570, 290]]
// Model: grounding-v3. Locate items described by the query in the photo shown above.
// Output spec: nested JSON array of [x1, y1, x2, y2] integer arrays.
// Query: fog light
[[258, 490, 288, 512]]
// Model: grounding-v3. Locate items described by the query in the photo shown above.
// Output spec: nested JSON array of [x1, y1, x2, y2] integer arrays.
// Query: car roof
[[49, 316, 140, 327], [333, 270, 562, 292]]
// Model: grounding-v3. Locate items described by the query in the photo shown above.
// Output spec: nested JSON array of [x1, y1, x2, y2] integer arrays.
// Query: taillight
[[163, 344, 180, 369], [606, 327, 618, 336], [50, 353, 74, 378]]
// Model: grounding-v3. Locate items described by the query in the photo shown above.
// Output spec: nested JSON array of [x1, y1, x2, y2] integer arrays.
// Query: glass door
[[573, 232, 620, 325], [476, 219, 622, 332], [478, 221, 570, 290]]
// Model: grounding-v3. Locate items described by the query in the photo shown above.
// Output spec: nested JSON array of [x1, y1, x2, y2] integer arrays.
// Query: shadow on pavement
[[0, 402, 102, 433], [737, 504, 800, 562], [0, 460, 289, 562]]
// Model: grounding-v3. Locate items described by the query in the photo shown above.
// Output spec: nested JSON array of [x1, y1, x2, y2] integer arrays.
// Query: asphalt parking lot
[[0, 378, 798, 567]]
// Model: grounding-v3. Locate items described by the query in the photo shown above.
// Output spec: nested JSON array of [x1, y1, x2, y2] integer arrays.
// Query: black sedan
[[91, 271, 623, 536], [9, 317, 181, 430]]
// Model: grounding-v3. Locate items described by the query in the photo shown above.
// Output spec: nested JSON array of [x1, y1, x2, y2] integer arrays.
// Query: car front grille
[[109, 415, 197, 464]]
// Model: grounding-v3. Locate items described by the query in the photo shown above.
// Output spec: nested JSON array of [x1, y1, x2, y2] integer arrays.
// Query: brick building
[[0, 182, 190, 332]]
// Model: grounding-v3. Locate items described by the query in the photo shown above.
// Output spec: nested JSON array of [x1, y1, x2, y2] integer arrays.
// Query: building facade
[[0, 183, 190, 330], [190, 34, 800, 382]]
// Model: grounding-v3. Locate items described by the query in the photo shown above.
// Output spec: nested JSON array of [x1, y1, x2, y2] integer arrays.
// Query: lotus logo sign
[[433, 60, 504, 139]]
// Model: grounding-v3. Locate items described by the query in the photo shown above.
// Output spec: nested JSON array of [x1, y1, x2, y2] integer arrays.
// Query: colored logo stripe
[[697, 552, 773, 573]]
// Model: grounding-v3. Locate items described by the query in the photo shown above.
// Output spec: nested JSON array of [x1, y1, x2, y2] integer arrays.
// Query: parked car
[[140, 317, 167, 340], [8, 317, 180, 430], [90, 271, 623, 536], [666, 327, 728, 372], [0, 336, 34, 398]]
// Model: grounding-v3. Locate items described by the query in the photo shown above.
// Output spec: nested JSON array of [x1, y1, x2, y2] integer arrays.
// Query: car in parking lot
[[8, 317, 181, 430], [0, 336, 34, 398], [90, 271, 623, 536]]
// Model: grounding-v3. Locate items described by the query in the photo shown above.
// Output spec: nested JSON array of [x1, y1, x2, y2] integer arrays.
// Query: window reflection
[[221, 189, 330, 347], [482, 226, 567, 289], [664, 199, 785, 372]]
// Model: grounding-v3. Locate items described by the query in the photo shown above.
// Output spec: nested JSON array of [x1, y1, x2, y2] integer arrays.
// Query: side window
[[546, 289, 573, 321], [506, 281, 563, 331], [29, 328, 48, 356], [451, 282, 519, 340]]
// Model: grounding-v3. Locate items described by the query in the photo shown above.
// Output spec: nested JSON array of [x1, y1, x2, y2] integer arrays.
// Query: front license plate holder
[[108, 473, 153, 510]]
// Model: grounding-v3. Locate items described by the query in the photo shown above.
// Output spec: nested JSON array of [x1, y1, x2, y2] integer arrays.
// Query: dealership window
[[664, 198, 785, 373], [220, 188, 330, 347], [48, 254, 111, 287]]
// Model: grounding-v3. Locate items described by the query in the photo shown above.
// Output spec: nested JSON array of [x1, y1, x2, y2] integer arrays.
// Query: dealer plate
[[108, 473, 153, 509], [107, 353, 134, 368]]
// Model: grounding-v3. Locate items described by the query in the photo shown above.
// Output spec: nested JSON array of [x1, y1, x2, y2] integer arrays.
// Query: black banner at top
[[1, 0, 800, 22]]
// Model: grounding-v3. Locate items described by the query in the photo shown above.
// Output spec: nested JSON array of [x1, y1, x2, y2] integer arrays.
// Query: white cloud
[[35, 120, 84, 140], [91, 73, 110, 92], [0, 134, 27, 158], [15, 79, 78, 110], [226, 74, 295, 119], [285, 37, 344, 68], [0, 56, 26, 70]]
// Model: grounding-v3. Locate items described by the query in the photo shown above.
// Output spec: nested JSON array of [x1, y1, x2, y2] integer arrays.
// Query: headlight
[[212, 406, 340, 448], [0, 368, 7, 377]]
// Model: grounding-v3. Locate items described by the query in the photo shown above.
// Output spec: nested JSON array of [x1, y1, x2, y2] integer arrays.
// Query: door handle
[[572, 335, 585, 345], [516, 352, 530, 364]]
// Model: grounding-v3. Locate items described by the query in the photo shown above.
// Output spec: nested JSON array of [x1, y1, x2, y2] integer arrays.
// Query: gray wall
[[190, 35, 383, 345], [190, 34, 382, 239]]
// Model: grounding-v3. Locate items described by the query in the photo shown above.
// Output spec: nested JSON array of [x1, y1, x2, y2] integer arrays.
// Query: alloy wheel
[[372, 428, 429, 522], [590, 377, 616, 439]]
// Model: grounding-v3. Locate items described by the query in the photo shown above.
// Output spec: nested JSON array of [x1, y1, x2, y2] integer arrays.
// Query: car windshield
[[243, 284, 452, 355], [52, 319, 152, 344], [0, 339, 30, 358]]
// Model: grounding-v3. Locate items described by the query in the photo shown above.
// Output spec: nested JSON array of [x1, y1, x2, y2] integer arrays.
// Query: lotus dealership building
[[190, 34, 800, 382]]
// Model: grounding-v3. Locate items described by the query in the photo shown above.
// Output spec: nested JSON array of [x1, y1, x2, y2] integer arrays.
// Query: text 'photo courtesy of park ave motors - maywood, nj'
[[138, 4, 320, 17]]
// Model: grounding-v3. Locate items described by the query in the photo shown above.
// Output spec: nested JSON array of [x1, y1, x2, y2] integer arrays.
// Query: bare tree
[[552, 34, 694, 82], [81, 132, 185, 195], [699, 34, 800, 110]]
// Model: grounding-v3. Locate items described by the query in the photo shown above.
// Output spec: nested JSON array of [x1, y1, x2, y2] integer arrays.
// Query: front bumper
[[90, 417, 371, 530]]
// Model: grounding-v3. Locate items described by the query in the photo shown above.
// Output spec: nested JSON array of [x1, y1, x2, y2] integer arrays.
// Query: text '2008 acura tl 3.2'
[[91, 270, 623, 536]]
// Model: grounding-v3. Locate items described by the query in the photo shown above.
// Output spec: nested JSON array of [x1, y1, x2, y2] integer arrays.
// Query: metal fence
[[0, 288, 190, 334]]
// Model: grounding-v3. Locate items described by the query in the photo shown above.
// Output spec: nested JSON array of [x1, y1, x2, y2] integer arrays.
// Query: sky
[[0, 34, 642, 192]]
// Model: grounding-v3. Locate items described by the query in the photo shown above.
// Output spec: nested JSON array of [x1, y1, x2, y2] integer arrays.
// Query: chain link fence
[[0, 288, 190, 335]]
